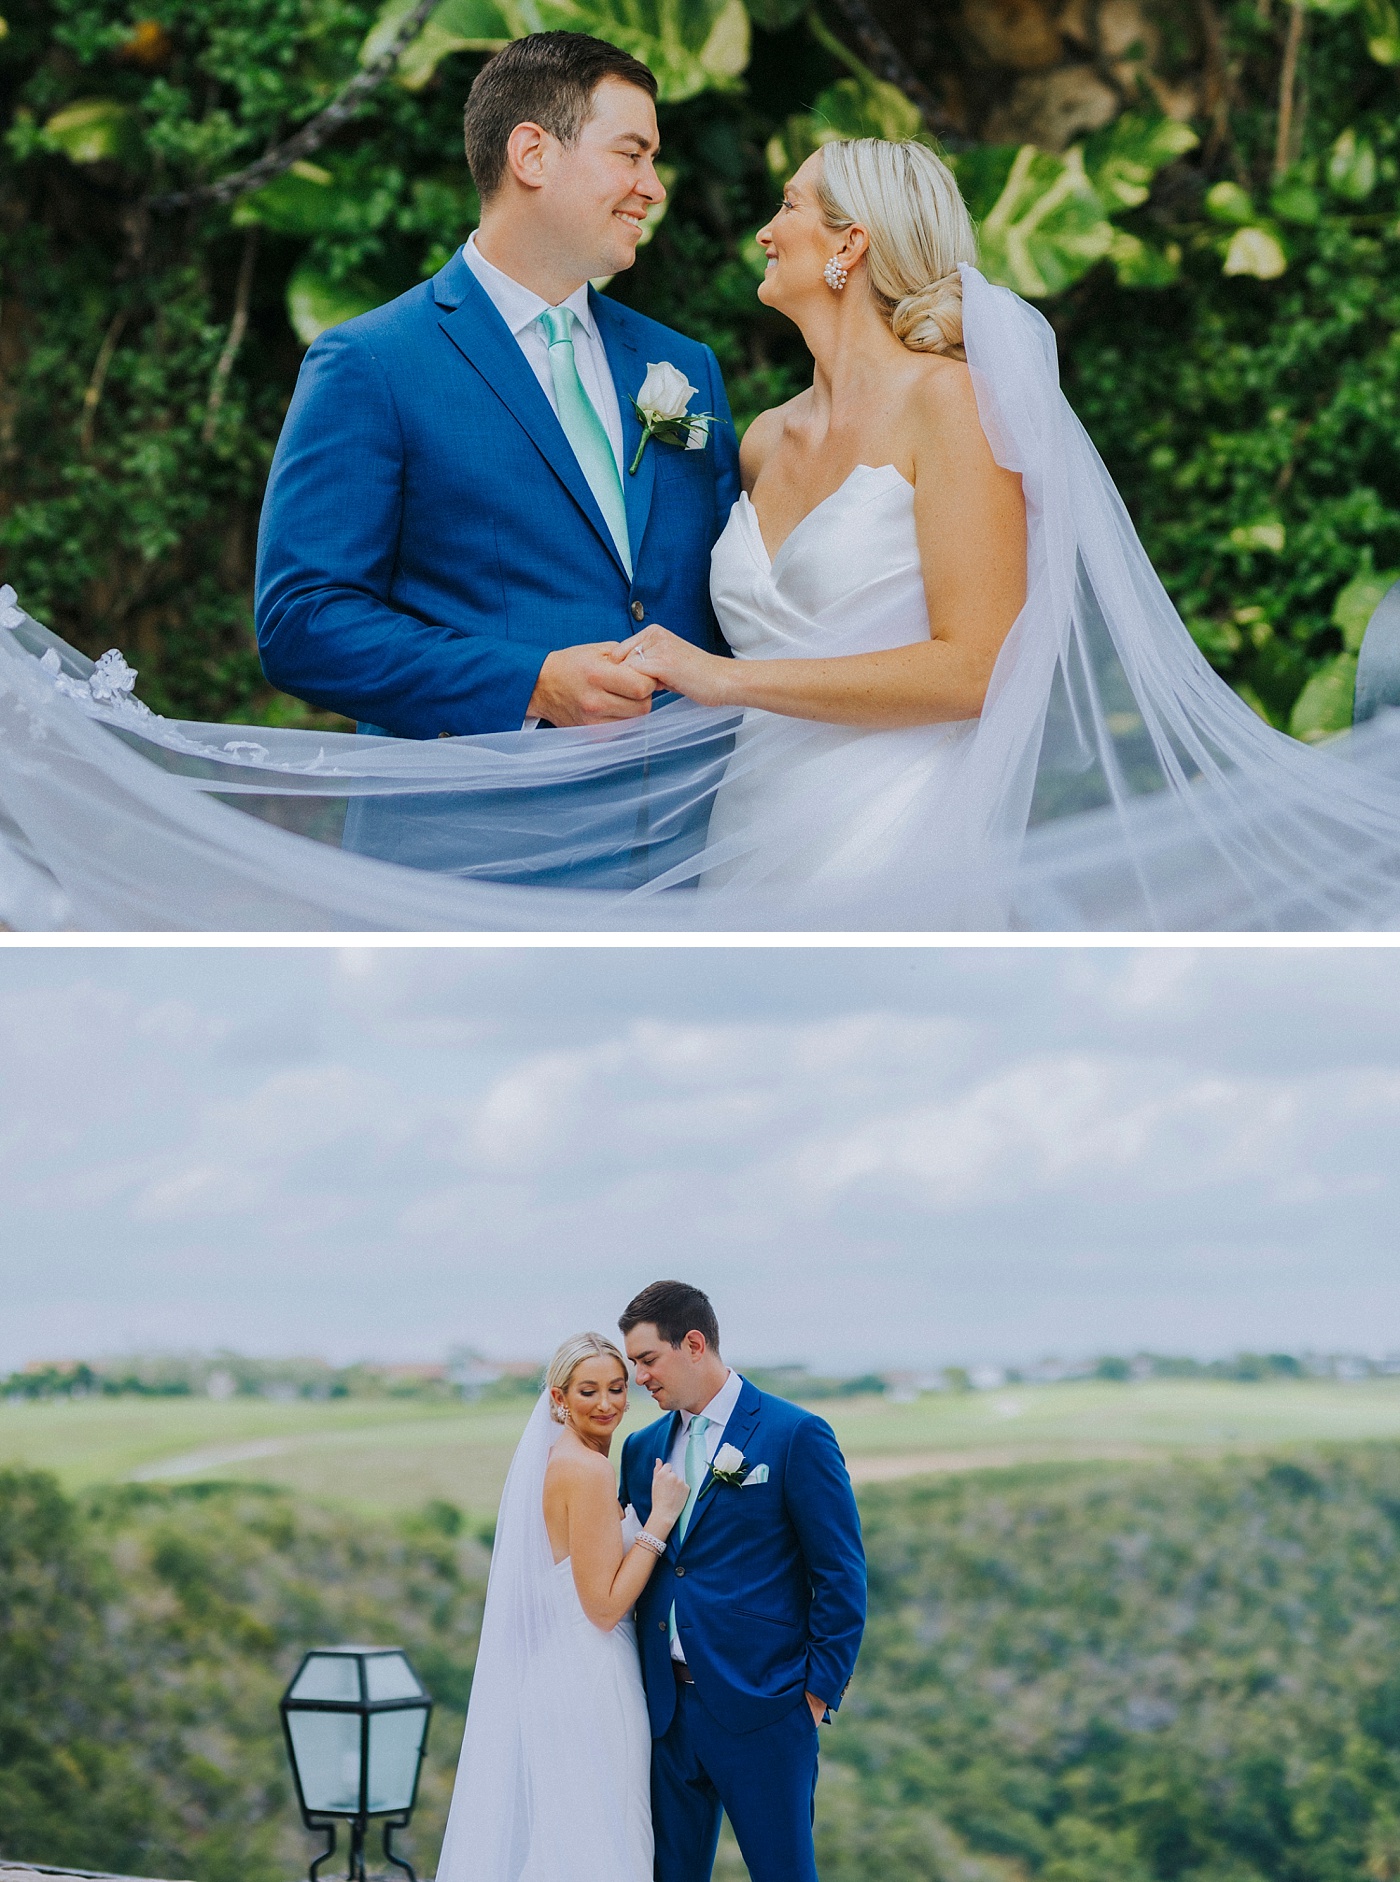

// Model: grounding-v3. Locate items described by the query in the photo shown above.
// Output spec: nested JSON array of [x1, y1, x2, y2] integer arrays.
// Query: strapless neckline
[[743, 462, 914, 575]]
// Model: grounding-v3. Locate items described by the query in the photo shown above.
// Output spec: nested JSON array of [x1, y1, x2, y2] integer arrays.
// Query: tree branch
[[79, 308, 130, 455], [202, 226, 260, 444], [815, 0, 961, 142], [1273, 0, 1307, 181], [148, 0, 440, 212]]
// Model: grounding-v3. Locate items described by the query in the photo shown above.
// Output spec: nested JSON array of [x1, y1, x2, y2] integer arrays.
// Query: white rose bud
[[712, 1443, 745, 1475], [637, 360, 698, 423]]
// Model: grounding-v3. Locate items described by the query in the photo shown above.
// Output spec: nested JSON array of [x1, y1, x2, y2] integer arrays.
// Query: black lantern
[[280, 1646, 433, 1882]]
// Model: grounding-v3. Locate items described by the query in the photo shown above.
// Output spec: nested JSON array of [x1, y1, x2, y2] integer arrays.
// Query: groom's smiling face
[[537, 77, 665, 283]]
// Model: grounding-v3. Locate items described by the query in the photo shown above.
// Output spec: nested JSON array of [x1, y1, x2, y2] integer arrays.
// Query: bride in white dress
[[8, 136, 1400, 927], [435, 1334, 687, 1882]]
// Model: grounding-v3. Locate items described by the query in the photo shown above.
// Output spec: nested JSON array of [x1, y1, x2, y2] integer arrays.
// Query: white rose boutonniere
[[629, 360, 722, 474], [709, 1443, 748, 1488]]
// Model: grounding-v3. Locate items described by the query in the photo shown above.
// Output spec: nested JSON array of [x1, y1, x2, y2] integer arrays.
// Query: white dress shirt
[[462, 232, 626, 475], [667, 1368, 745, 1662]]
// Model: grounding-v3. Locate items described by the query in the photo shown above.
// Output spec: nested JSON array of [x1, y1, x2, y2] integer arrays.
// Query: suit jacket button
[[631, 600, 645, 621], [675, 1565, 685, 1576], [658, 1622, 667, 1631]]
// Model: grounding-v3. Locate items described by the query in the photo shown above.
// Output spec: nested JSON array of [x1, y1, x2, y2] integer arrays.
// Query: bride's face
[[755, 153, 845, 315], [554, 1356, 629, 1442]]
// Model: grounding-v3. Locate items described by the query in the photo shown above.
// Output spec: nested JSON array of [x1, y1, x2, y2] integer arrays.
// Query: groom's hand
[[528, 643, 655, 725], [806, 1692, 828, 1726]]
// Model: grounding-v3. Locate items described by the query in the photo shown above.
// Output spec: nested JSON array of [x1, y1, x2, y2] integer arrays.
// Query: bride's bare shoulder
[[739, 393, 808, 485], [906, 354, 996, 465], [545, 1438, 614, 1495]]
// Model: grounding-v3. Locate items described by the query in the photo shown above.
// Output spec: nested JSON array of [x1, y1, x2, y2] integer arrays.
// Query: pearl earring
[[824, 256, 848, 292]]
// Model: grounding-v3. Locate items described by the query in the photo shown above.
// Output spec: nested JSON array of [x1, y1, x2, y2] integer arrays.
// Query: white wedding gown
[[7, 264, 1400, 929], [436, 1396, 653, 1882], [700, 465, 974, 892]]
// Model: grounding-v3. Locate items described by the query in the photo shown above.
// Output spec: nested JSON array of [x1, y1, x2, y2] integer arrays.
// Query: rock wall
[[876, 0, 1205, 147]]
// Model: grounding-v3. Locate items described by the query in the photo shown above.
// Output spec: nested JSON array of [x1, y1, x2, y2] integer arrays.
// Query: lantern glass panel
[[364, 1653, 423, 1702], [366, 1706, 428, 1813], [289, 1654, 361, 1703], [287, 1710, 363, 1813]]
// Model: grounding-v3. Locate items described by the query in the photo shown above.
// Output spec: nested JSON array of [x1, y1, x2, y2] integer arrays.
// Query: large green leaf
[[1362, 0, 1400, 59], [1333, 567, 1399, 651], [1327, 127, 1377, 200], [232, 161, 353, 235], [363, 0, 749, 99], [360, 0, 511, 67], [765, 76, 925, 185], [952, 117, 1196, 298], [1204, 180, 1256, 224], [1289, 650, 1357, 740], [43, 98, 144, 167], [1083, 112, 1198, 212], [1221, 225, 1288, 277], [285, 264, 391, 345], [976, 144, 1115, 298]]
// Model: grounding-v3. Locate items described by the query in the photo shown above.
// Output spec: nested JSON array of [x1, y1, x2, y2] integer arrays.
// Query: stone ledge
[[0, 1865, 192, 1882]]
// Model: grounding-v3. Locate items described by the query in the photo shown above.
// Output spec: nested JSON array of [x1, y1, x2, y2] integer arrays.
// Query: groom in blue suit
[[620, 1281, 866, 1882], [254, 32, 738, 754]]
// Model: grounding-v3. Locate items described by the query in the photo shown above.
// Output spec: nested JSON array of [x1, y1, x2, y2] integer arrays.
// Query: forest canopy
[[8, 1448, 1400, 1882], [2, 0, 1400, 735]]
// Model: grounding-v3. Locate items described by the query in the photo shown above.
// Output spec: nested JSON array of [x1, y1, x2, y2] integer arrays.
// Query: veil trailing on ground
[[436, 1392, 561, 1882], [5, 265, 1400, 930]]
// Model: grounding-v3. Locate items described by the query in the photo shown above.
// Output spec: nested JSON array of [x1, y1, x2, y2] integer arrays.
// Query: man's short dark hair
[[464, 31, 659, 202], [619, 1281, 720, 1354]]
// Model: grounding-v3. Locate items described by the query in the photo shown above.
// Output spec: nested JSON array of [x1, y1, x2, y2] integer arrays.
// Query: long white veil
[[6, 266, 1400, 930], [436, 1393, 559, 1882]]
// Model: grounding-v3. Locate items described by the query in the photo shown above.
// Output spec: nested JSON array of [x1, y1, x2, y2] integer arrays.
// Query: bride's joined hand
[[614, 627, 736, 709], [648, 1458, 691, 1535]]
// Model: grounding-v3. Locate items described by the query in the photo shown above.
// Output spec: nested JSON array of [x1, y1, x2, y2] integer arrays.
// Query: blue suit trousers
[[652, 1686, 819, 1882]]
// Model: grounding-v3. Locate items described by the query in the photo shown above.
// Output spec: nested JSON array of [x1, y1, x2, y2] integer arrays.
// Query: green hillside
[[9, 1378, 1400, 1515], [9, 1436, 1400, 1882]]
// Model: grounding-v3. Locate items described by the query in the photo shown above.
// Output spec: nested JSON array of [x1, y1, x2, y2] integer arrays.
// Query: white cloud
[[4, 949, 1400, 1370]]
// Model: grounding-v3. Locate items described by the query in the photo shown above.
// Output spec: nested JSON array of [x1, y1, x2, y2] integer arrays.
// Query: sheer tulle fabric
[[435, 1393, 652, 1882], [6, 265, 1400, 930]]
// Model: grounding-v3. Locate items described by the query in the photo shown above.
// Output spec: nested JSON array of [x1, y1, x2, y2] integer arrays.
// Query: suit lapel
[[432, 258, 629, 578], [591, 289, 657, 572], [677, 1379, 762, 1556]]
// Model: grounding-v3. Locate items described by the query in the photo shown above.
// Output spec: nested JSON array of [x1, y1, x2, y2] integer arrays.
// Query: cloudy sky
[[2, 945, 1399, 1373]]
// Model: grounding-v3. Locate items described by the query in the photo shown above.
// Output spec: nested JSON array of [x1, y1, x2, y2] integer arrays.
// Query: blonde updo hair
[[546, 1332, 628, 1424], [816, 139, 978, 361]]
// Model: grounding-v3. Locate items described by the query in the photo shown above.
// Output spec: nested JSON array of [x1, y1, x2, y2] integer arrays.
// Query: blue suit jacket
[[254, 248, 740, 738], [620, 1379, 866, 1738]]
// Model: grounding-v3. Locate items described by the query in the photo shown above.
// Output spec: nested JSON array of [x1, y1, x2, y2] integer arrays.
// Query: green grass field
[[8, 1376, 1400, 1518]]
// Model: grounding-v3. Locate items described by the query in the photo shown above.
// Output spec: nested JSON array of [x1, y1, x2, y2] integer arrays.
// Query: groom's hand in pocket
[[806, 1692, 829, 1727], [528, 643, 655, 726]]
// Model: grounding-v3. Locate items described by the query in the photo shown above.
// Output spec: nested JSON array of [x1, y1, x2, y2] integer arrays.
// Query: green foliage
[[823, 1446, 1400, 1882], [957, 117, 1198, 300], [1059, 11, 1400, 731], [0, 1471, 486, 1880], [367, 0, 752, 99], [2, 0, 1400, 740], [19, 1450, 1400, 1882]]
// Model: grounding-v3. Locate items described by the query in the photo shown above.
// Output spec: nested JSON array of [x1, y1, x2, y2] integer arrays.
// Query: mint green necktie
[[670, 1413, 710, 1653], [537, 305, 631, 576]]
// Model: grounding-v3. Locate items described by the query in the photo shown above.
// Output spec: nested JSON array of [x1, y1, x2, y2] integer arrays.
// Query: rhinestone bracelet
[[633, 1529, 667, 1557]]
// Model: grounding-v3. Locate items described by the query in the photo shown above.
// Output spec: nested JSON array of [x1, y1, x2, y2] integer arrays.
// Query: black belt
[[672, 1660, 695, 1685]]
